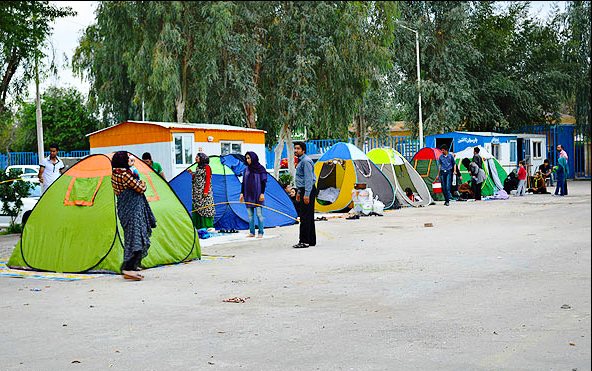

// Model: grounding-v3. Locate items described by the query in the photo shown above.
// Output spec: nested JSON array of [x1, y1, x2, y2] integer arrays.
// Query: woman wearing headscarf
[[111, 151, 157, 281], [462, 158, 486, 201], [187, 153, 215, 229], [239, 151, 268, 238]]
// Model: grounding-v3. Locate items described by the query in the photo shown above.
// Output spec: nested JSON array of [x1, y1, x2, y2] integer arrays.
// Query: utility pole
[[397, 22, 424, 149], [35, 53, 44, 163]]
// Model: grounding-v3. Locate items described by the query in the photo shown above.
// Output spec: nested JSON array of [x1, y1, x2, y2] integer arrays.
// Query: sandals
[[292, 242, 310, 249], [346, 214, 360, 220], [314, 216, 328, 221], [123, 272, 143, 281]]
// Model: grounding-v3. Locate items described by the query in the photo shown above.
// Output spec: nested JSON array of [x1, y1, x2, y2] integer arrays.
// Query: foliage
[[561, 1, 591, 132], [0, 1, 74, 114], [12, 87, 100, 151], [278, 172, 293, 188], [72, 1, 590, 149], [0, 169, 32, 229]]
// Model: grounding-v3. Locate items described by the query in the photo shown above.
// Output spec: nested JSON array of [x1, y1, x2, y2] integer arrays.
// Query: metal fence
[[516, 124, 591, 179], [264, 135, 419, 169], [0, 151, 90, 170]]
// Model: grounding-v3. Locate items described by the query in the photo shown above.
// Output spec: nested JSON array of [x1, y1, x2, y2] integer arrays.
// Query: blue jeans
[[246, 207, 264, 235], [440, 170, 452, 202]]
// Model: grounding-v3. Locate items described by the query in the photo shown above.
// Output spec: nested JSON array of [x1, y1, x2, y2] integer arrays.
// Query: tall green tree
[[0, 1, 74, 114], [562, 1, 591, 132], [13, 87, 99, 152]]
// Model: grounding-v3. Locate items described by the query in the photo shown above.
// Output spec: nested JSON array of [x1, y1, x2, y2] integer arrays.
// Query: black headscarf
[[245, 151, 267, 174], [112, 151, 130, 169], [196, 153, 210, 168]]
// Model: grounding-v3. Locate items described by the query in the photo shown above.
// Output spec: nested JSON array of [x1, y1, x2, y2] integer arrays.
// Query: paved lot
[[1, 181, 590, 370]]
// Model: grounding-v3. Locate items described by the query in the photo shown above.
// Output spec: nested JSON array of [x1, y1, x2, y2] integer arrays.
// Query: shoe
[[444, 202, 449, 206], [256, 235, 264, 239], [123, 271, 143, 281], [246, 234, 255, 238], [292, 242, 310, 248], [346, 215, 359, 220]]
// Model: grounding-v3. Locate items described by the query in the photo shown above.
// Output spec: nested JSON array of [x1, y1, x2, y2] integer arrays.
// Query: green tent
[[8, 154, 199, 273], [454, 147, 507, 197], [367, 148, 432, 207]]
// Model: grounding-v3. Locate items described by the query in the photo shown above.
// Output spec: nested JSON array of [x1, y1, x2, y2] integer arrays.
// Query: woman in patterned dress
[[187, 153, 215, 229], [111, 151, 157, 281]]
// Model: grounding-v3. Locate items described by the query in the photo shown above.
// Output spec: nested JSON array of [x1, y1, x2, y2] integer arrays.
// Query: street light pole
[[398, 23, 424, 149]]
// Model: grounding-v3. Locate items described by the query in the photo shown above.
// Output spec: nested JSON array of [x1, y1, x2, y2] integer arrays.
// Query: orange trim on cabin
[[90, 122, 170, 148], [90, 122, 265, 148]]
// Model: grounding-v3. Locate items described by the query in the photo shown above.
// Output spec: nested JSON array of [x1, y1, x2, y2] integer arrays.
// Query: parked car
[[0, 178, 41, 228], [5, 165, 40, 179]]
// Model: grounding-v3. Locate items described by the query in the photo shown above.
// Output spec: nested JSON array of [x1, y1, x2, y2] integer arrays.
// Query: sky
[[26, 1, 568, 101]]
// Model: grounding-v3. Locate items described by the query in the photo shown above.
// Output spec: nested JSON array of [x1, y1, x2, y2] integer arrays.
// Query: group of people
[[436, 144, 571, 203], [436, 145, 487, 205], [185, 141, 317, 249]]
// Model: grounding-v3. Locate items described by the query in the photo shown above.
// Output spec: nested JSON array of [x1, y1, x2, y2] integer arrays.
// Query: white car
[[5, 165, 40, 179], [0, 178, 42, 228]]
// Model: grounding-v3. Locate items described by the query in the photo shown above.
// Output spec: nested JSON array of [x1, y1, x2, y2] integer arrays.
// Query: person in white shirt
[[38, 144, 65, 193]]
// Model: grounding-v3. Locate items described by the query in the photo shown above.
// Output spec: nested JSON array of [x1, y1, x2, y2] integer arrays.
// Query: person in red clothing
[[187, 153, 215, 229], [516, 160, 527, 196]]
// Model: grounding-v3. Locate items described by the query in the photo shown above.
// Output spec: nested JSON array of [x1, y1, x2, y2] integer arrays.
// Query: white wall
[[92, 141, 267, 180], [90, 142, 172, 179], [528, 137, 547, 176]]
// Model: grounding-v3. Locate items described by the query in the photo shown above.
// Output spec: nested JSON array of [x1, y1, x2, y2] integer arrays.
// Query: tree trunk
[[35, 55, 44, 164], [285, 125, 296, 180], [273, 125, 286, 179], [243, 103, 257, 128], [176, 47, 190, 123], [354, 114, 364, 150], [242, 56, 262, 129], [0, 50, 20, 114]]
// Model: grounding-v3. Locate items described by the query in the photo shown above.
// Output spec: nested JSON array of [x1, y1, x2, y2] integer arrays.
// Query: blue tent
[[169, 155, 297, 231]]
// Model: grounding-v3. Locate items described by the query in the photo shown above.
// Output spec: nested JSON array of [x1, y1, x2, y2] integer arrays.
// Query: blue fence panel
[[264, 136, 418, 169], [0, 150, 90, 170], [516, 125, 578, 178]]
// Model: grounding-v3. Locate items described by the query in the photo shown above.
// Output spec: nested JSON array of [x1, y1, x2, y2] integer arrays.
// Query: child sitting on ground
[[405, 187, 422, 203]]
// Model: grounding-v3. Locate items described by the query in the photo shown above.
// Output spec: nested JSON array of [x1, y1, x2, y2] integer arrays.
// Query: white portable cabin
[[88, 121, 266, 179], [515, 134, 548, 175]]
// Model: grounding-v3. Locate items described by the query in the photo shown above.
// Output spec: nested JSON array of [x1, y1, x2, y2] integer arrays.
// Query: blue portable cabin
[[425, 131, 517, 174]]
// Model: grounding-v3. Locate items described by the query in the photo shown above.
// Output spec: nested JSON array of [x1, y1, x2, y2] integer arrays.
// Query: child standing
[[516, 161, 527, 196]]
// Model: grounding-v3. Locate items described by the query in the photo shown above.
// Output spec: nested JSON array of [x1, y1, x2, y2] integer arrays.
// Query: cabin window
[[533, 141, 543, 159], [491, 144, 501, 160], [174, 133, 194, 165], [221, 141, 242, 155], [510, 140, 517, 163]]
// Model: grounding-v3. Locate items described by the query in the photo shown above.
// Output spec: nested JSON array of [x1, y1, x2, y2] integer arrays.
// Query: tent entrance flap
[[64, 176, 103, 206], [317, 161, 347, 205]]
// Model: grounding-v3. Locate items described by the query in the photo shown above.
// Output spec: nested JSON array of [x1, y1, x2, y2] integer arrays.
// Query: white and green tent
[[454, 146, 507, 196]]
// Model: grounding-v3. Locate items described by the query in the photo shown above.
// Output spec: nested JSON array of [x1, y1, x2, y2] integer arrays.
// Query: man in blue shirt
[[437, 144, 456, 206], [293, 141, 317, 248]]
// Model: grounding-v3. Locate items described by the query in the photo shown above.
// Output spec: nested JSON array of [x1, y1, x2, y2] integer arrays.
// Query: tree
[[0, 169, 32, 231], [562, 1, 591, 132], [0, 1, 74, 115], [12, 87, 100, 152]]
